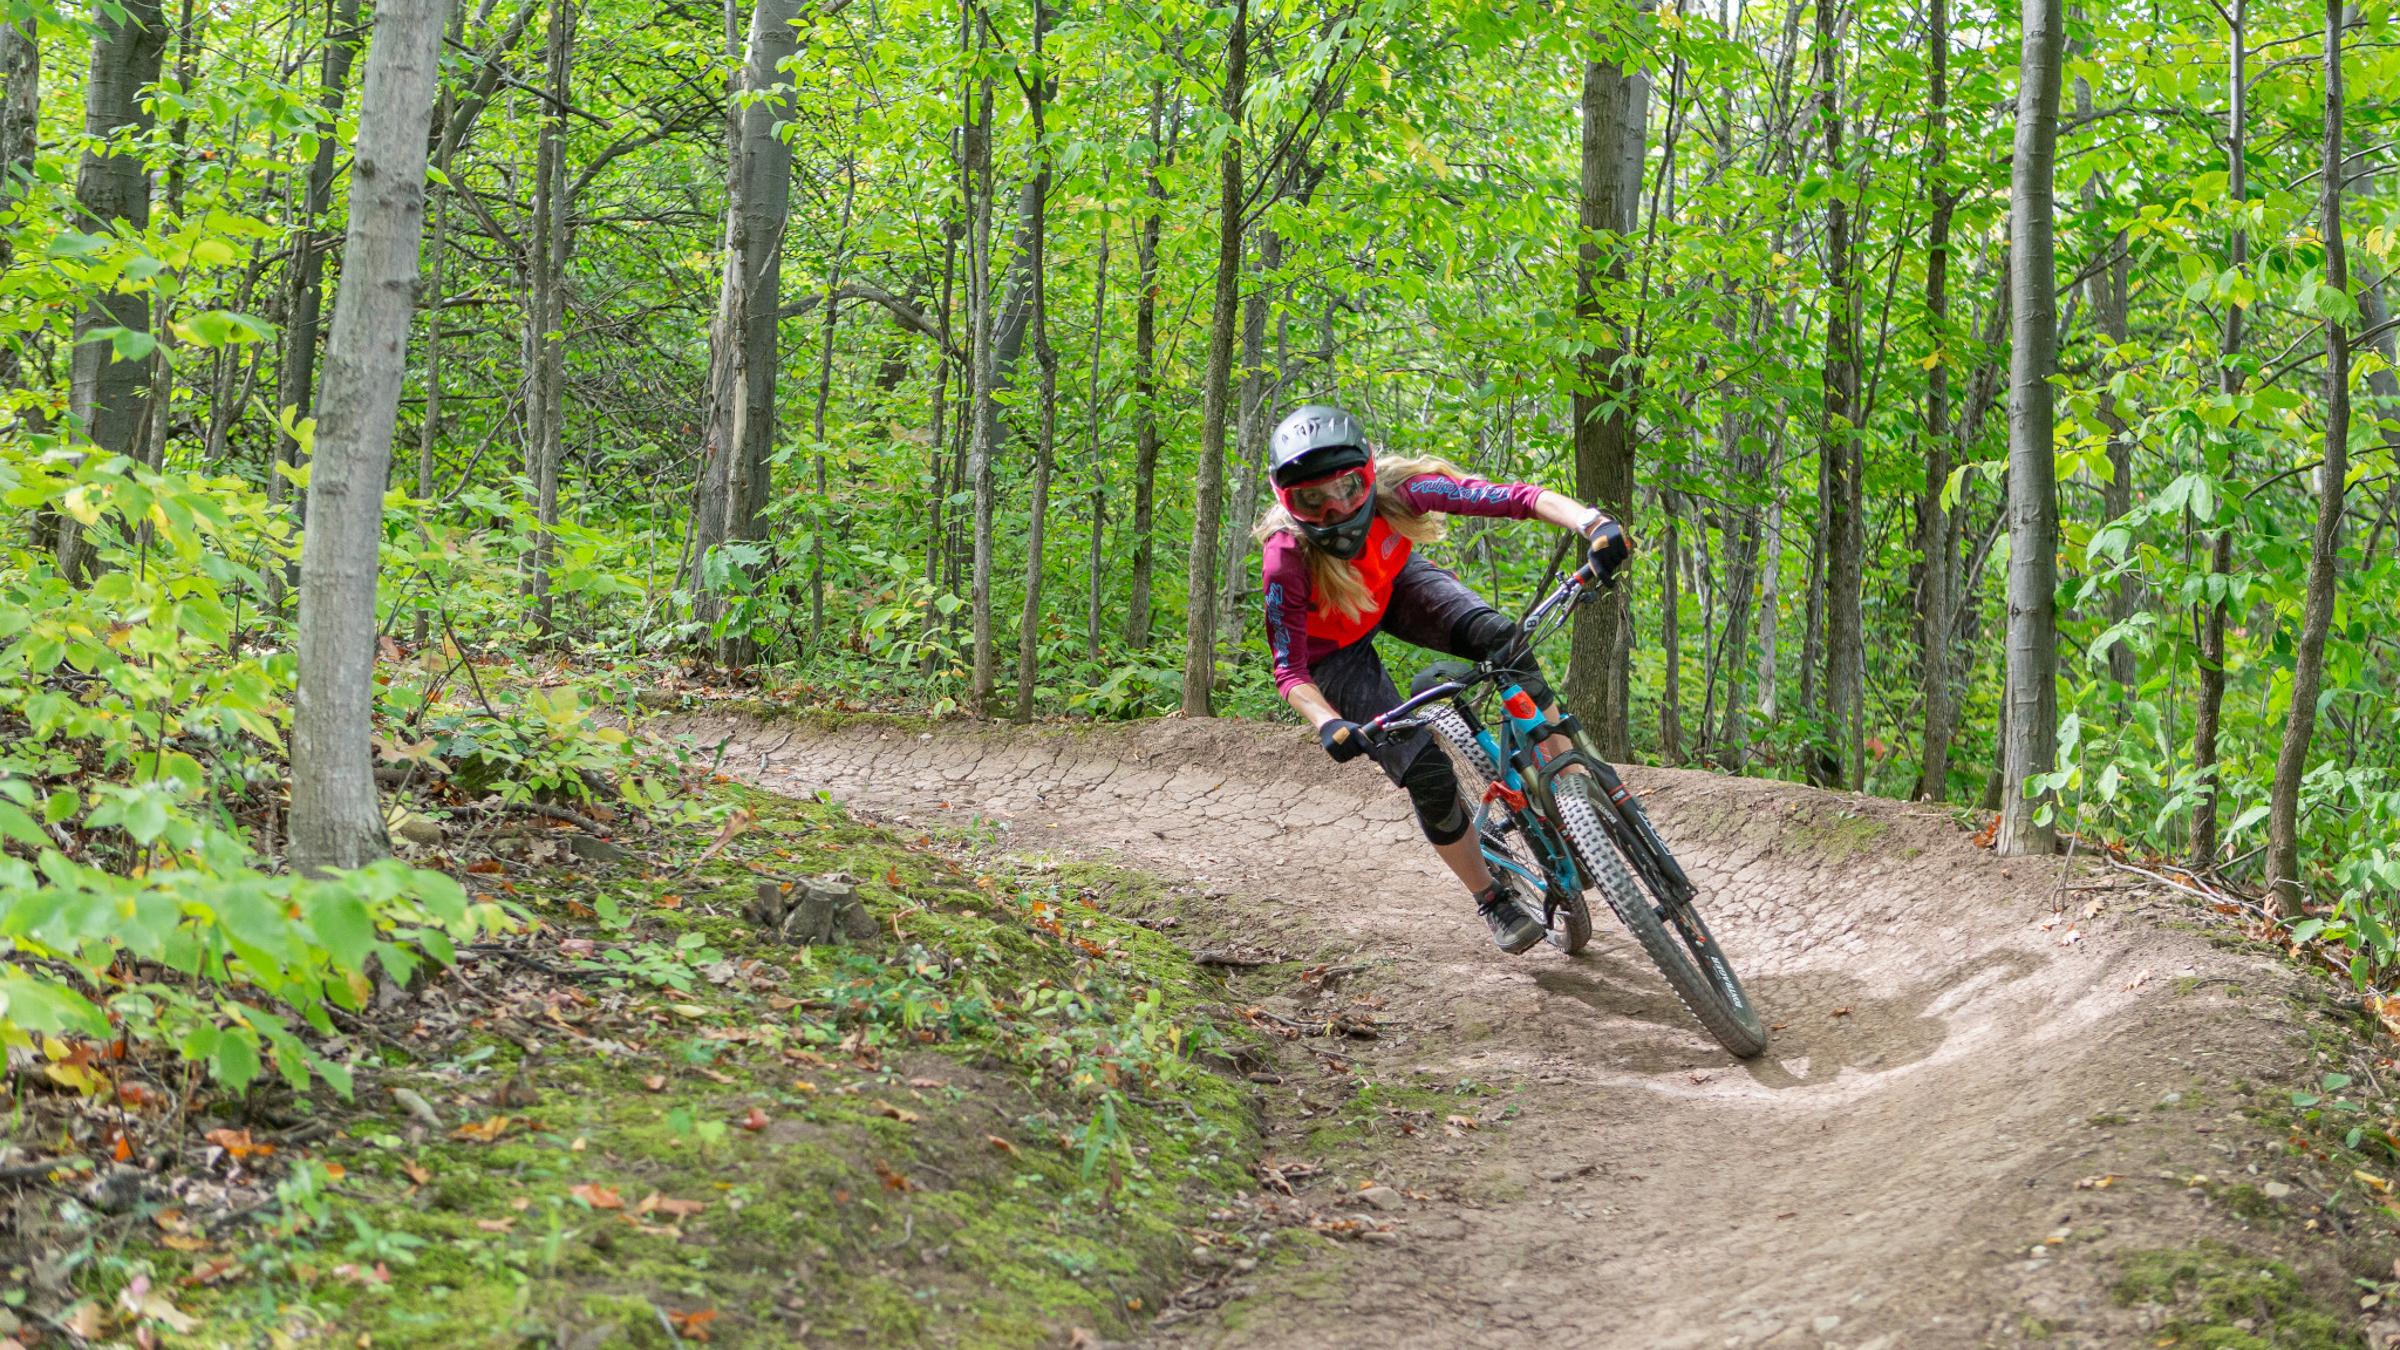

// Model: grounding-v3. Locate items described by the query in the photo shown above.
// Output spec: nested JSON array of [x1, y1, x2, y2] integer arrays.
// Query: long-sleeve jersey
[[1261, 472, 1544, 696]]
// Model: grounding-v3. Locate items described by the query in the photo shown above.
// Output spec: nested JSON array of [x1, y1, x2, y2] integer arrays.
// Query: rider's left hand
[[1579, 510, 1633, 584]]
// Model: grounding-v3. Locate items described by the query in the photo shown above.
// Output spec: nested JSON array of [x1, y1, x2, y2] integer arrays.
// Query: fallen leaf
[[160, 1233, 209, 1252], [475, 1218, 516, 1233], [449, 1115, 513, 1143], [987, 1135, 1019, 1156], [643, 1074, 668, 1092], [402, 1160, 433, 1185], [1829, 1007, 1853, 1018], [869, 1100, 921, 1124], [569, 1183, 625, 1210], [872, 1159, 914, 1192], [640, 1193, 708, 1219], [2075, 1174, 2121, 1190], [657, 893, 685, 911], [2126, 968, 2154, 991], [181, 1257, 243, 1287], [739, 1107, 771, 1131], [203, 1127, 274, 1160], [790, 1079, 817, 1094], [667, 1308, 719, 1342], [467, 858, 507, 875], [907, 1077, 945, 1090], [1443, 1114, 1479, 1131]]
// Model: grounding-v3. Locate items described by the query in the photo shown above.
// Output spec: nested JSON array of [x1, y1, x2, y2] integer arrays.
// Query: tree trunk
[[0, 16, 40, 399], [811, 161, 858, 655], [271, 0, 366, 544], [1565, 51, 1649, 758], [1084, 226, 1110, 661], [1124, 79, 1171, 649], [691, 0, 799, 665], [1178, 0, 1247, 717], [289, 0, 445, 875], [1915, 0, 1956, 801], [1997, 0, 2063, 857], [1013, 0, 1056, 722], [1661, 497, 1684, 762], [964, 63, 998, 711], [1816, 0, 1866, 790], [2265, 0, 2349, 915], [521, 0, 574, 632], [1219, 225, 1279, 638], [58, 0, 167, 583], [1757, 467, 1784, 724], [2191, 0, 2246, 869]]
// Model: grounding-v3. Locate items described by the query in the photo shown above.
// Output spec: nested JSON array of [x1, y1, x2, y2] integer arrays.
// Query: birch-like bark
[[1, 17, 41, 400], [289, 0, 445, 874], [2265, 0, 2349, 913], [691, 0, 799, 664], [1179, 0, 1247, 717], [1997, 0, 2063, 856]]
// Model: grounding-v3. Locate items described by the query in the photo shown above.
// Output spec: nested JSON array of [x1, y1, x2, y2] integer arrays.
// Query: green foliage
[[0, 450, 507, 1092]]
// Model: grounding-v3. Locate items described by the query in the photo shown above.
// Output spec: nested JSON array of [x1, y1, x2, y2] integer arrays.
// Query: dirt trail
[[666, 714, 2350, 1349]]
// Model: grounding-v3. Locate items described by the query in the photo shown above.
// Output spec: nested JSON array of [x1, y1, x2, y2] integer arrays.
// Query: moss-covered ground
[[99, 782, 1269, 1347]]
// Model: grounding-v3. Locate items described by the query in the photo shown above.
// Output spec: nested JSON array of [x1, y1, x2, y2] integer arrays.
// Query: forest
[[2, 0, 2399, 1340]]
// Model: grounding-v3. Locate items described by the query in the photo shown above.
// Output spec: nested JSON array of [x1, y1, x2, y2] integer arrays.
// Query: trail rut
[[667, 714, 2367, 1349]]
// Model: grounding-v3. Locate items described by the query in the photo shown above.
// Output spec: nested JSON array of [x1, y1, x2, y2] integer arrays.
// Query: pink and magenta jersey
[[1260, 472, 1543, 695]]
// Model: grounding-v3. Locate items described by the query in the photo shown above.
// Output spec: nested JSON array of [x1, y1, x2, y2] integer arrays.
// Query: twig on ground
[[444, 799, 616, 837]]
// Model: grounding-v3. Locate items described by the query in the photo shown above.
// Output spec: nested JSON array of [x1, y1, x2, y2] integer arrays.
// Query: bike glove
[[1319, 719, 1370, 763], [1577, 510, 1633, 585]]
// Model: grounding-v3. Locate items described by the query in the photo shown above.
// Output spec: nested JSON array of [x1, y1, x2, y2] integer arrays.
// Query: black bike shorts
[[1308, 556, 1552, 795]]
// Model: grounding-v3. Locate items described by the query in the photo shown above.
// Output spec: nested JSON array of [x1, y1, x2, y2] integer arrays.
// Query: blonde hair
[[1253, 454, 1464, 622]]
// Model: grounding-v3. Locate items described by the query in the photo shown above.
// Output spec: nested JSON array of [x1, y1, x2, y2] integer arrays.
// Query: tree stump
[[748, 874, 881, 948]]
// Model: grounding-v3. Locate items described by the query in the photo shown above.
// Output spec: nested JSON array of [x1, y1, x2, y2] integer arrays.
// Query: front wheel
[[1552, 779, 1767, 1058]]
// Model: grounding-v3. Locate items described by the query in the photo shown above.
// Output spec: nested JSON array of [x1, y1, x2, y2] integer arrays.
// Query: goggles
[[1278, 465, 1373, 524]]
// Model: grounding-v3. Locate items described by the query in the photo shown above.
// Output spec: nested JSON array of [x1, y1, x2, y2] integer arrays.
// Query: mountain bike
[[1354, 554, 1769, 1059]]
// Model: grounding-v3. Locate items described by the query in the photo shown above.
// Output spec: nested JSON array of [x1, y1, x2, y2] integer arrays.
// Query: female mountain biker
[[1255, 403, 1632, 954]]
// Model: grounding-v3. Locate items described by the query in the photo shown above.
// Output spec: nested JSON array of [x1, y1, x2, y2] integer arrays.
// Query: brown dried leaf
[[569, 1183, 624, 1210]]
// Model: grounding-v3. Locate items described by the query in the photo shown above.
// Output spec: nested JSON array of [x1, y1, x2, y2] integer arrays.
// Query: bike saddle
[[1410, 660, 1477, 696]]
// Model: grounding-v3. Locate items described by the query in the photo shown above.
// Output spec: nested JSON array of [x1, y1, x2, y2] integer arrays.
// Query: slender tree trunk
[[1179, 0, 1247, 717], [1220, 225, 1279, 637], [1566, 51, 1649, 757], [2266, 1, 2349, 915], [1915, 0, 1957, 801], [1816, 0, 1866, 789], [58, 0, 167, 584], [692, 0, 799, 665], [1124, 92, 1167, 648], [1013, 0, 1056, 722], [1997, 0, 2063, 856], [1661, 497, 1684, 762], [271, 0, 366, 546], [2191, 0, 2246, 868], [964, 63, 998, 711], [811, 161, 858, 655], [1757, 466, 1784, 724], [289, 0, 444, 874], [522, 0, 574, 632], [1083, 226, 1110, 661], [0, 17, 38, 402]]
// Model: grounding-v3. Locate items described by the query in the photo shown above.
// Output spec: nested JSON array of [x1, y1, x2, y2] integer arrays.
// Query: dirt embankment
[[668, 713, 2393, 1350]]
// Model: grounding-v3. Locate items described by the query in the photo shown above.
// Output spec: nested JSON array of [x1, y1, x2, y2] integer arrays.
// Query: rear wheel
[[1551, 779, 1767, 1058], [1426, 707, 1591, 954]]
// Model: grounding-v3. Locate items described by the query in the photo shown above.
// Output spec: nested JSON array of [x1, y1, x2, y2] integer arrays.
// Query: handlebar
[[1343, 557, 1621, 749]]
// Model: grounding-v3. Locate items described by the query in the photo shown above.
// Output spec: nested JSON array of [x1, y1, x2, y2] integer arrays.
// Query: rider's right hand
[[1319, 719, 1370, 763]]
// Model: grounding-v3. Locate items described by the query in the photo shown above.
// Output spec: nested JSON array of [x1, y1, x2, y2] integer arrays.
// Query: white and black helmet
[[1270, 404, 1377, 560]]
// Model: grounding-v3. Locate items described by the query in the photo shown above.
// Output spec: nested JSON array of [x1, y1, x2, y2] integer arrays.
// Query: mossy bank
[[103, 782, 1269, 1347]]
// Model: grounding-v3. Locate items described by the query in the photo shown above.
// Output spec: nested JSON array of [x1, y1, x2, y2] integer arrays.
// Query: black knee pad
[[1398, 742, 1470, 844], [1449, 610, 1554, 708]]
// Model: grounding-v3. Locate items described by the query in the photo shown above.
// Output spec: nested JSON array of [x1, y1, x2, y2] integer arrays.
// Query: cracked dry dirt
[[666, 714, 2369, 1349]]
